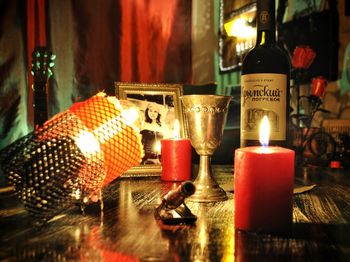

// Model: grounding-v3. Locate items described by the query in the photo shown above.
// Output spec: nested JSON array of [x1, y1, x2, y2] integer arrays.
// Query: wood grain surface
[[0, 165, 349, 261]]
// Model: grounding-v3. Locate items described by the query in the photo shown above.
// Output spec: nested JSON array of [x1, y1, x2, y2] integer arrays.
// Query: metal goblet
[[180, 95, 232, 202]]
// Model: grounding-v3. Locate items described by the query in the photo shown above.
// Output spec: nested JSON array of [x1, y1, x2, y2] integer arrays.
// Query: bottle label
[[241, 73, 287, 141]]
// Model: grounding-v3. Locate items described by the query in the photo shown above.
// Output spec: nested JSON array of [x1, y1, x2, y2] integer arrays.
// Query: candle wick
[[261, 144, 269, 153]]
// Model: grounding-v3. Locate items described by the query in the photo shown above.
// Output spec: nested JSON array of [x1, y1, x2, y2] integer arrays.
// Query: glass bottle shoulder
[[242, 44, 290, 74]]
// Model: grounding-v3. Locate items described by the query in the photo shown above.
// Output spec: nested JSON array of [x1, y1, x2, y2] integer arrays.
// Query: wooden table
[[1, 165, 350, 261]]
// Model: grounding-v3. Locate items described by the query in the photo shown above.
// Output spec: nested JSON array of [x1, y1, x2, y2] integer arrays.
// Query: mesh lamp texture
[[0, 93, 143, 224]]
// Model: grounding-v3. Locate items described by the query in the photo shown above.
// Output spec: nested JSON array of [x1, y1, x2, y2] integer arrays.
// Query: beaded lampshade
[[0, 93, 143, 224]]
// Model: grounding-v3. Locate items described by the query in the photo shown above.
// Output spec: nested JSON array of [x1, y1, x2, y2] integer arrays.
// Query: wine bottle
[[240, 0, 290, 148]]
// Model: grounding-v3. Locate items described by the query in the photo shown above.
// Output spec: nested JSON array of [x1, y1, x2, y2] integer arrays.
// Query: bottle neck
[[256, 30, 276, 46], [255, 0, 276, 46]]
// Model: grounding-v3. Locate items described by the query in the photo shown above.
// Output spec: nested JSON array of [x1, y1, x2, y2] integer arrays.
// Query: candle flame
[[173, 119, 180, 139], [259, 116, 270, 147]]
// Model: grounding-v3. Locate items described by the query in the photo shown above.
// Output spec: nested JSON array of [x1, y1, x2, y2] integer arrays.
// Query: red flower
[[292, 46, 316, 70], [311, 76, 327, 97]]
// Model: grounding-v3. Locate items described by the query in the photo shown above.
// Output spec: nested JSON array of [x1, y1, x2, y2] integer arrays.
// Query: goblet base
[[188, 184, 228, 202]]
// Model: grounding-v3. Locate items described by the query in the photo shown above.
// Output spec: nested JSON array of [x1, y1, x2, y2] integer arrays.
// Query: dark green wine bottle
[[240, 0, 290, 148]]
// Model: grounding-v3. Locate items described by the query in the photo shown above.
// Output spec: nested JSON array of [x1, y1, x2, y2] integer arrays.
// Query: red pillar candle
[[161, 138, 192, 181], [161, 120, 192, 181], [234, 146, 294, 233], [234, 116, 295, 234]]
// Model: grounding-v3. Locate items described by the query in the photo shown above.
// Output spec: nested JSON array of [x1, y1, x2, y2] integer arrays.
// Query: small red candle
[[161, 120, 192, 181], [311, 76, 327, 97], [234, 116, 295, 234]]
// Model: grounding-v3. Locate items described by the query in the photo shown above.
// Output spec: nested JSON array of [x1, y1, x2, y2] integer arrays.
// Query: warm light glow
[[155, 140, 161, 154], [75, 131, 101, 154], [93, 108, 139, 144], [173, 119, 180, 139], [197, 220, 208, 258], [259, 116, 270, 147], [74, 189, 81, 200], [224, 17, 255, 38], [121, 108, 139, 126]]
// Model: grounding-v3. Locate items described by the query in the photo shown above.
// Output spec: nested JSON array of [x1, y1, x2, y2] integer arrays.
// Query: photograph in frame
[[115, 82, 186, 176]]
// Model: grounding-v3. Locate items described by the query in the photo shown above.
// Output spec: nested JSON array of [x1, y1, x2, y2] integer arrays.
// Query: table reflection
[[1, 166, 350, 261]]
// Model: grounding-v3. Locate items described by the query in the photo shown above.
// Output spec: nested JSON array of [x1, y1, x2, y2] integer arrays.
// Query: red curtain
[[49, 0, 192, 106], [120, 0, 192, 83], [0, 0, 192, 151]]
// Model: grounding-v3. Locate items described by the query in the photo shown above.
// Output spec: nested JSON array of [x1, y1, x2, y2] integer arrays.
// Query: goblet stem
[[189, 155, 227, 202]]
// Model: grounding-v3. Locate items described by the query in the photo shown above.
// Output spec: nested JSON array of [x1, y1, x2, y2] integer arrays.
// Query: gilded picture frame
[[115, 82, 186, 176]]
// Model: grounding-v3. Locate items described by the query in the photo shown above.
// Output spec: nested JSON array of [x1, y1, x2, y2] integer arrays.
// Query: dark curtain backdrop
[[0, 1, 27, 150], [0, 0, 192, 151]]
